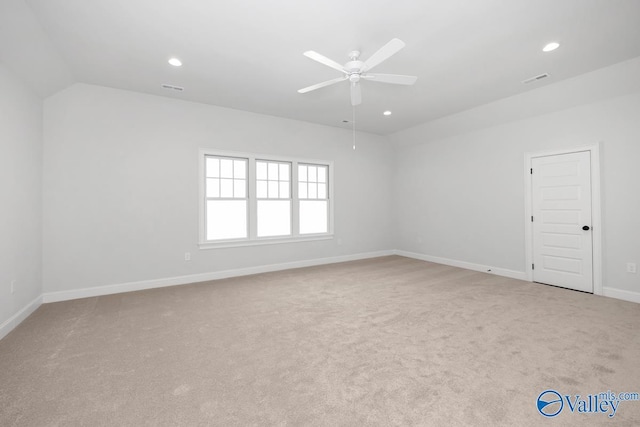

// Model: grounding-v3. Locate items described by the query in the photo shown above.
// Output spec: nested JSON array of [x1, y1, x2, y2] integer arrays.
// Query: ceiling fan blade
[[303, 51, 347, 73], [298, 76, 348, 94], [362, 73, 417, 85], [350, 82, 362, 106], [362, 38, 406, 72]]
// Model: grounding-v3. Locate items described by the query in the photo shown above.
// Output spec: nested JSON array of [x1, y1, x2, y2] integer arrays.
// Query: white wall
[[0, 63, 43, 334], [390, 57, 640, 295], [43, 84, 394, 294]]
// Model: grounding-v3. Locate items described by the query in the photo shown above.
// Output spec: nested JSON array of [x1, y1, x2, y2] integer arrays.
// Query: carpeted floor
[[1, 256, 639, 426]]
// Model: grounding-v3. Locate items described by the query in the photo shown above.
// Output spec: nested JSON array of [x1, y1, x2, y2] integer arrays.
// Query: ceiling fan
[[298, 38, 417, 106]]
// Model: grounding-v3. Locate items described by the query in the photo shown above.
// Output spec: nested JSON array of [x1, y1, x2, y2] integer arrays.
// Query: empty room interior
[[2, 0, 640, 425]]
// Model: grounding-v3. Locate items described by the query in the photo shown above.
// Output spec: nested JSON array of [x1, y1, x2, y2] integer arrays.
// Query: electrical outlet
[[627, 262, 637, 274], [184, 252, 191, 261], [10, 280, 15, 294]]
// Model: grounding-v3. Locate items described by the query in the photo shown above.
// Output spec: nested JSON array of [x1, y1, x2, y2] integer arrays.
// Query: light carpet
[[1, 256, 639, 426]]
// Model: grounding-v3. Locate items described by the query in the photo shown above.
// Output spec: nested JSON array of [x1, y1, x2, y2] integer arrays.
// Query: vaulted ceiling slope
[[2, 0, 640, 134]]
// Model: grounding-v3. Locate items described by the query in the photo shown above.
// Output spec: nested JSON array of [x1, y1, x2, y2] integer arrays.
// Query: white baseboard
[[396, 250, 640, 304], [42, 250, 394, 303], [0, 295, 43, 341], [602, 287, 640, 304], [5, 250, 636, 342], [394, 250, 528, 281]]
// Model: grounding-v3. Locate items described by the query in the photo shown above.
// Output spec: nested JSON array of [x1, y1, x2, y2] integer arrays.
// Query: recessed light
[[383, 110, 392, 116], [542, 42, 560, 52], [168, 58, 182, 67]]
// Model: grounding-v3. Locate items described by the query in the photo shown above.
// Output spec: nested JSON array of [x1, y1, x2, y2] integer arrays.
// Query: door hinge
[[531, 216, 534, 222], [532, 263, 535, 270], [530, 168, 533, 174]]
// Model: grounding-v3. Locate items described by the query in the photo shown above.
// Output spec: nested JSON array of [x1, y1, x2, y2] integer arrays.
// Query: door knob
[[582, 225, 590, 231]]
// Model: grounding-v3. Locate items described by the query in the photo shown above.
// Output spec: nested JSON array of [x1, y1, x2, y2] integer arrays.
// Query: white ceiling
[[4, 0, 640, 134]]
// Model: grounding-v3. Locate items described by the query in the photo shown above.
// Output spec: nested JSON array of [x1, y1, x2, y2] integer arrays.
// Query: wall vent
[[521, 73, 550, 84], [161, 84, 184, 91]]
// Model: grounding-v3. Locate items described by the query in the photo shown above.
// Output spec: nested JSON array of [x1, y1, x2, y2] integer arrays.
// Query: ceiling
[[4, 0, 640, 134]]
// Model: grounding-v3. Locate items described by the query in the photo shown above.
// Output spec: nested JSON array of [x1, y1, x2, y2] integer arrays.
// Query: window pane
[[234, 160, 246, 179], [268, 162, 279, 180], [257, 162, 267, 180], [317, 183, 326, 199], [206, 178, 220, 198], [207, 200, 247, 240], [221, 178, 233, 197], [300, 200, 327, 234], [206, 158, 220, 178], [268, 180, 279, 198], [234, 179, 246, 198], [279, 163, 290, 181], [308, 182, 317, 199], [308, 166, 317, 182], [257, 180, 267, 198], [298, 182, 307, 199], [257, 200, 291, 237], [220, 159, 233, 178], [317, 166, 326, 183], [298, 165, 307, 182], [279, 182, 289, 199]]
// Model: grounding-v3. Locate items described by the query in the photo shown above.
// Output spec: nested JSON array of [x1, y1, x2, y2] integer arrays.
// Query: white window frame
[[256, 159, 292, 238], [199, 149, 334, 249], [202, 154, 249, 241], [298, 162, 330, 235]]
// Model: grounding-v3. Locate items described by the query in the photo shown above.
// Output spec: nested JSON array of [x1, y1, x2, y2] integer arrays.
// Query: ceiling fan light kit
[[298, 38, 417, 106]]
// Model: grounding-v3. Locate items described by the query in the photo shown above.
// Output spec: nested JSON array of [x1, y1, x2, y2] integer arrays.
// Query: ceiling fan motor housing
[[347, 49, 363, 77], [346, 60, 364, 72]]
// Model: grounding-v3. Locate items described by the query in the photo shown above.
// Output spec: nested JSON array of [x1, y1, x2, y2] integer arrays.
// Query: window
[[204, 156, 247, 240], [199, 150, 332, 247], [256, 160, 291, 237], [298, 164, 328, 234]]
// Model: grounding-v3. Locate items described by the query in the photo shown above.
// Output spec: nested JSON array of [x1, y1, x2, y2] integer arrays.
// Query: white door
[[531, 151, 593, 292]]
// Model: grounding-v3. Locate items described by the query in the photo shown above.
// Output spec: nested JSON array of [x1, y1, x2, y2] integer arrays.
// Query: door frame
[[524, 144, 602, 295]]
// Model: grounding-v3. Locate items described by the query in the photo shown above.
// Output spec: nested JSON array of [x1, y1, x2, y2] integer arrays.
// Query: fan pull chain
[[352, 105, 356, 150]]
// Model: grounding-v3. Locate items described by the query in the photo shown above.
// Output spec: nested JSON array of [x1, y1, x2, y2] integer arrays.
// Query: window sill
[[199, 234, 334, 250]]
